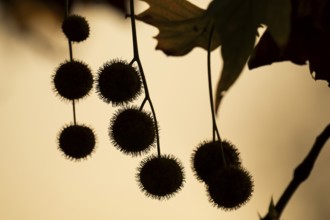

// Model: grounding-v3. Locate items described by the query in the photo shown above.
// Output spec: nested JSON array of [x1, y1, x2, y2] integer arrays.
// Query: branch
[[261, 123, 330, 220]]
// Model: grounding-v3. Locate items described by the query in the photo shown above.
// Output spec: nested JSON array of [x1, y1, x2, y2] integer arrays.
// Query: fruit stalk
[[65, 0, 76, 125], [262, 123, 330, 220], [207, 24, 226, 167], [129, 0, 161, 157]]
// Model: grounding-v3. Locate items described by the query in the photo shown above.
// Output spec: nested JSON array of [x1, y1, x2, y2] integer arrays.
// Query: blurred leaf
[[249, 0, 330, 86], [209, 0, 261, 112], [1, 0, 128, 33], [136, 0, 220, 56], [261, 0, 291, 47], [209, 0, 291, 112]]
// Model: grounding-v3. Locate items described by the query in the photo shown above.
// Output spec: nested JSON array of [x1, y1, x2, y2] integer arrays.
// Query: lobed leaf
[[136, 0, 220, 55]]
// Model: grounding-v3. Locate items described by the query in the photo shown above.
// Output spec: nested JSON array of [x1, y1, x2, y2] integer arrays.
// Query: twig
[[261, 123, 330, 220], [129, 0, 161, 157]]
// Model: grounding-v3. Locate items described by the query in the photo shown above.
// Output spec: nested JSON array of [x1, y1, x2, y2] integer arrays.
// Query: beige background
[[0, 1, 330, 219]]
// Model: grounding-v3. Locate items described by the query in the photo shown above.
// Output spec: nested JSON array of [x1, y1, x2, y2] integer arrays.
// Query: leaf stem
[[129, 0, 161, 158], [207, 24, 226, 167]]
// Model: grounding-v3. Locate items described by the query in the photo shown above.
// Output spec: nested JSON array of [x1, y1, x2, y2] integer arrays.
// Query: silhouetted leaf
[[261, 0, 291, 47], [210, 0, 291, 112], [136, 0, 220, 55], [1, 0, 128, 33], [209, 0, 260, 112], [249, 0, 330, 86]]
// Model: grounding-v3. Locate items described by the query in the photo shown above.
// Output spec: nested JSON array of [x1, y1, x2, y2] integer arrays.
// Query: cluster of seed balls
[[96, 59, 155, 156], [191, 140, 254, 210], [96, 56, 184, 200], [53, 14, 96, 161], [52, 13, 251, 207], [53, 13, 184, 199]]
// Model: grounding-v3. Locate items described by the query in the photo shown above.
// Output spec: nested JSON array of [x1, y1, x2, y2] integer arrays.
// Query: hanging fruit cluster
[[192, 140, 253, 210], [53, 4, 96, 161], [101, 0, 185, 200], [52, 0, 185, 200], [51, 0, 253, 209], [190, 26, 254, 210]]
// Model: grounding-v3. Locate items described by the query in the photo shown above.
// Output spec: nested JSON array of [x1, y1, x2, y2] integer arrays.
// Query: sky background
[[1, 1, 330, 219]]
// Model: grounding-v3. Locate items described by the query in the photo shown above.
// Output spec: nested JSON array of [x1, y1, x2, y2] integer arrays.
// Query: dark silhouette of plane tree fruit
[[110, 107, 156, 156], [53, 60, 93, 100], [96, 59, 142, 105], [192, 140, 241, 184], [58, 124, 96, 160], [137, 154, 185, 200], [207, 166, 253, 210], [62, 14, 90, 42]]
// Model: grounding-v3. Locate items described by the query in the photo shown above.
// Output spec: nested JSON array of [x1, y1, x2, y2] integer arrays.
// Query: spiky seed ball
[[207, 166, 254, 210], [62, 15, 89, 42], [96, 60, 142, 105], [192, 140, 241, 184], [53, 60, 93, 101], [137, 154, 185, 200], [58, 124, 96, 160], [109, 107, 155, 156]]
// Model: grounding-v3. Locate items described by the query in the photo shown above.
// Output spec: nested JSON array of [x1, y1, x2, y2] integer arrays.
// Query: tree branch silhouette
[[262, 123, 330, 220]]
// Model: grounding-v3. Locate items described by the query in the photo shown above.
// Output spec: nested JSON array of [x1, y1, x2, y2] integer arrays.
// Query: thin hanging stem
[[129, 0, 161, 158], [64, 0, 73, 61], [68, 41, 74, 62], [139, 97, 148, 111], [207, 25, 226, 166], [65, 0, 77, 125], [72, 100, 77, 125], [207, 26, 221, 142]]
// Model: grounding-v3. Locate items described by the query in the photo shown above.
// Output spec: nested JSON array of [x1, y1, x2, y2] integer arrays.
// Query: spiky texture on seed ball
[[192, 140, 241, 184], [109, 107, 156, 156], [137, 154, 185, 199], [207, 166, 254, 210], [96, 60, 142, 105], [58, 124, 96, 160], [62, 15, 89, 42], [53, 60, 93, 101]]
